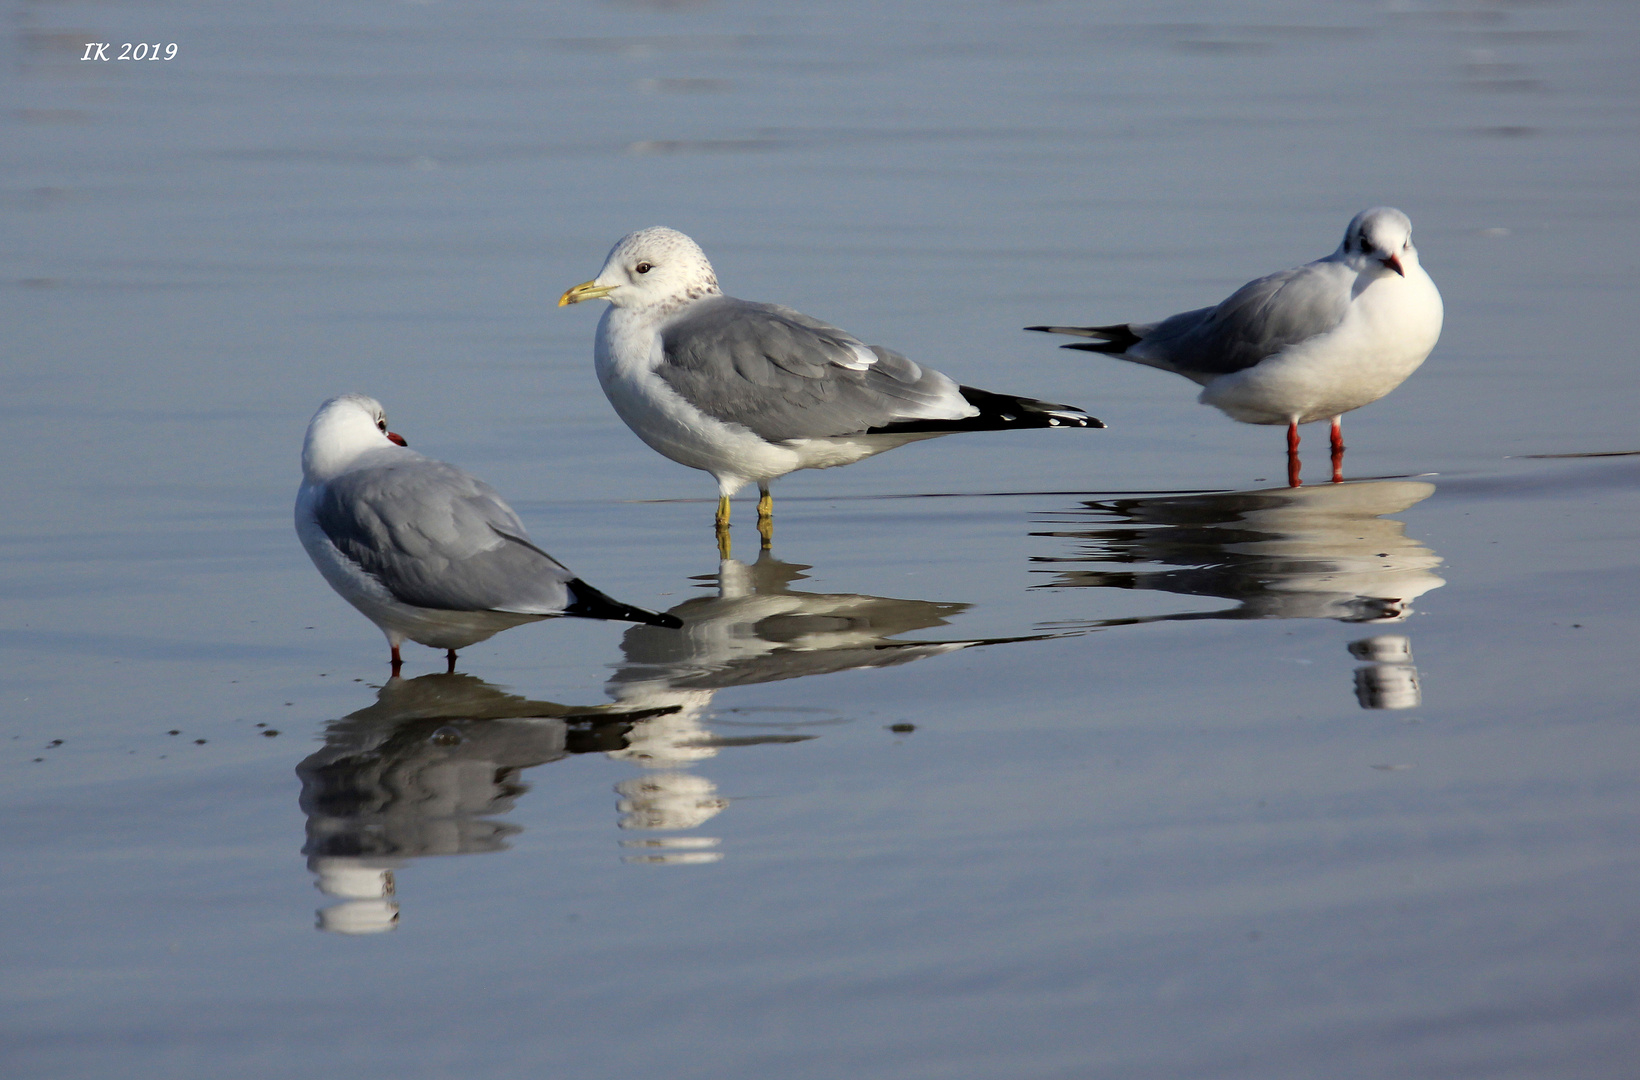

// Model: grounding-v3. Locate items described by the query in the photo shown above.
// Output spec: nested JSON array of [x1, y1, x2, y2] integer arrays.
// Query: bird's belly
[[596, 364, 802, 491], [784, 431, 943, 471], [297, 521, 537, 649], [1200, 331, 1434, 426], [1200, 276, 1441, 426], [356, 596, 538, 650]]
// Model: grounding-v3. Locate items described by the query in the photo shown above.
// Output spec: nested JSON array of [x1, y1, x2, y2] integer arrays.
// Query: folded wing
[[657, 296, 977, 442], [1033, 262, 1353, 380], [312, 460, 575, 615]]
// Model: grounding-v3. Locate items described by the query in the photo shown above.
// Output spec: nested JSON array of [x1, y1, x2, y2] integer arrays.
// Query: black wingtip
[[960, 386, 1105, 432], [863, 387, 1103, 436], [1029, 322, 1142, 354], [564, 579, 683, 629]]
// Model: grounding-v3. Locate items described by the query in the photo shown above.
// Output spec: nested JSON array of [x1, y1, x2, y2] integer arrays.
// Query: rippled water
[[6, 1, 1640, 1077]]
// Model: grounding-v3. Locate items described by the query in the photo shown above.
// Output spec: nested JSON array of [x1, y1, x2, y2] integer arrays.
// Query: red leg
[[445, 649, 457, 674], [1286, 421, 1302, 488], [1329, 416, 1344, 483], [390, 644, 403, 677]]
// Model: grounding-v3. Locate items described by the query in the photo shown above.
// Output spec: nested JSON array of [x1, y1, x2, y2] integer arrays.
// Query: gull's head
[[302, 393, 408, 481], [1341, 207, 1419, 277], [558, 226, 720, 312]]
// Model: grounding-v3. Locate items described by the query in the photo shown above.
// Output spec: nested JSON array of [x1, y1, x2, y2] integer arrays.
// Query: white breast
[[593, 306, 805, 495], [1201, 267, 1443, 426]]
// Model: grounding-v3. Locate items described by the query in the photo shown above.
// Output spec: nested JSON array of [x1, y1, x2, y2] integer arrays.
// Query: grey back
[[1143, 263, 1351, 377], [313, 459, 573, 615], [656, 296, 966, 442]]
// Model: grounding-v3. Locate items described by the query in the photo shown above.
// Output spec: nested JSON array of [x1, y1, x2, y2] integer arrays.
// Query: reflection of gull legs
[[718, 488, 777, 558], [1289, 416, 1348, 488]]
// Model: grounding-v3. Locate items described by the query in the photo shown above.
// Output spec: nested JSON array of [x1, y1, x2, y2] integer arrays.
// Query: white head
[[1338, 207, 1420, 277], [301, 393, 408, 481], [558, 227, 721, 312]]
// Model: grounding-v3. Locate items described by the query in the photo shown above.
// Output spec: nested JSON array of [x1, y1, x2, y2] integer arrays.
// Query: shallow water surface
[[5, 1, 1640, 1077]]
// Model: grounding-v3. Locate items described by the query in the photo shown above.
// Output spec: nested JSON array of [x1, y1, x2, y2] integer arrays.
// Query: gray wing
[[656, 296, 972, 442], [1137, 262, 1352, 377], [313, 459, 574, 614]]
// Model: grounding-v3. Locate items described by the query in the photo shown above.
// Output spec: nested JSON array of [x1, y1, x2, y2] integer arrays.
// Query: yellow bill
[[558, 280, 615, 307]]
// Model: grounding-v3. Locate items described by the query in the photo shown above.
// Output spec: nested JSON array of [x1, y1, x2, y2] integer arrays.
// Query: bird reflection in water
[[296, 674, 670, 933], [1033, 480, 1443, 709], [605, 551, 1049, 863], [297, 553, 1037, 916], [1349, 633, 1421, 711]]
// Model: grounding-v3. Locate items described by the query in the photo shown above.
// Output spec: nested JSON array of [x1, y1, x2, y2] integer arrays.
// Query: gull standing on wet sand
[[1028, 208, 1442, 486], [560, 227, 1103, 552], [296, 395, 680, 674]]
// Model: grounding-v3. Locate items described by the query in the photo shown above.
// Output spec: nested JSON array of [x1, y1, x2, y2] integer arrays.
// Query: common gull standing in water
[[560, 227, 1102, 550]]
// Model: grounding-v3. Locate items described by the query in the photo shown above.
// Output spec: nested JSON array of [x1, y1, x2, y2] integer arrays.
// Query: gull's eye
[[377, 419, 388, 432], [635, 262, 653, 275]]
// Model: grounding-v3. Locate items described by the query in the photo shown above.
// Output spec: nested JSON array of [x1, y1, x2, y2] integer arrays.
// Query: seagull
[[295, 394, 681, 673], [559, 227, 1102, 552], [1028, 208, 1442, 486]]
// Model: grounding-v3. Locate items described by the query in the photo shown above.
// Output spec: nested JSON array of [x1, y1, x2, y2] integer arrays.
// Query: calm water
[[6, 1, 1640, 1077]]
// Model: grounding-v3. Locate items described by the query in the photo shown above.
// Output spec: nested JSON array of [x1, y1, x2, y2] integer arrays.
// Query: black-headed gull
[[296, 394, 680, 673], [1028, 208, 1442, 486], [559, 227, 1103, 551]]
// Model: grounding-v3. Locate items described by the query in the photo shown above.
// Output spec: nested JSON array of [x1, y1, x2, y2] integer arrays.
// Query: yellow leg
[[714, 495, 734, 559], [756, 490, 773, 549]]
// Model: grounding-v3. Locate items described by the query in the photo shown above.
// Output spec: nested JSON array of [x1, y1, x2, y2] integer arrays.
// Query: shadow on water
[[298, 551, 1049, 929], [1032, 479, 1445, 711]]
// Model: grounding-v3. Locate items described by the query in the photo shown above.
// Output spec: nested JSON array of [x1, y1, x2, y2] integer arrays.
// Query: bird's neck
[[302, 430, 397, 482]]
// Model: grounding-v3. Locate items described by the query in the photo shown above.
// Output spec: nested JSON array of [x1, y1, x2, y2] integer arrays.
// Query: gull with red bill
[[295, 394, 680, 673], [1028, 207, 1442, 486]]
